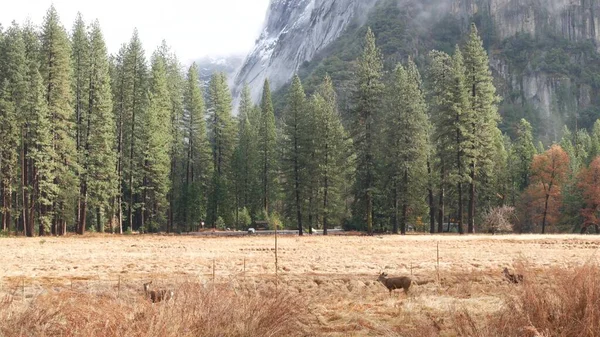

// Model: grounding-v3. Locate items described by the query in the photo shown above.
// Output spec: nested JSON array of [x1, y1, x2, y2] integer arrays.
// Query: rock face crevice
[[234, 0, 377, 102]]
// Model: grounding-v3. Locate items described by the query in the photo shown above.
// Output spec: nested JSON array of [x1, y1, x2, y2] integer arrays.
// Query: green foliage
[[352, 28, 384, 235], [207, 73, 237, 226], [215, 216, 226, 230], [258, 80, 278, 214], [311, 75, 354, 232], [142, 50, 173, 229], [383, 60, 430, 234], [281, 75, 309, 234], [40, 6, 77, 232], [268, 211, 283, 230], [236, 207, 252, 229], [181, 63, 212, 230], [86, 21, 118, 229], [233, 84, 259, 220]]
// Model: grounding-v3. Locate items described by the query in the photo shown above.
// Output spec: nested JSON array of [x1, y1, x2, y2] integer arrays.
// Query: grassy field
[[1, 234, 599, 336]]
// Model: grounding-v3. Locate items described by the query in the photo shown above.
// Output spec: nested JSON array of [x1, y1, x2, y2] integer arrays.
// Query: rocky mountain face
[[233, 0, 378, 101], [237, 0, 600, 141]]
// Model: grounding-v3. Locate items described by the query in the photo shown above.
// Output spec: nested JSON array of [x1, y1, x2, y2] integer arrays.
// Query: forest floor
[[1, 234, 599, 336]]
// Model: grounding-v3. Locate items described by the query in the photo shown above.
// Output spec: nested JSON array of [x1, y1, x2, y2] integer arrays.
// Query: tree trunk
[[1, 180, 6, 232], [294, 157, 303, 236], [438, 167, 445, 233], [323, 173, 329, 236], [263, 147, 269, 215], [401, 170, 408, 235], [468, 165, 475, 234], [457, 182, 464, 235], [142, 160, 148, 232], [308, 195, 313, 235], [541, 193, 550, 234], [97, 207, 102, 233], [21, 129, 31, 237], [393, 181, 399, 234], [427, 159, 436, 234], [367, 190, 373, 235]]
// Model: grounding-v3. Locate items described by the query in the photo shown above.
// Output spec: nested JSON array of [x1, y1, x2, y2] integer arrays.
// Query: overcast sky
[[0, 0, 271, 63]]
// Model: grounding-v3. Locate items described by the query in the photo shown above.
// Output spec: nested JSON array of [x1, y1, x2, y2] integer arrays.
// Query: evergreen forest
[[0, 6, 597, 237]]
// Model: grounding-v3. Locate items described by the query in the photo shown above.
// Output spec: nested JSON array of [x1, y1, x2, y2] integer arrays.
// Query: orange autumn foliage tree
[[578, 157, 600, 234], [524, 145, 569, 234]]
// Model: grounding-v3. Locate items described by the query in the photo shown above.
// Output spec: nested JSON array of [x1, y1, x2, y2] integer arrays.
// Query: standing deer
[[377, 272, 413, 295], [143, 281, 174, 303]]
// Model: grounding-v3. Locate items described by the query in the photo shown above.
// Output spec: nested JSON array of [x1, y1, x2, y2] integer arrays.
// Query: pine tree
[[40, 6, 77, 236], [428, 50, 453, 233], [207, 73, 236, 226], [258, 79, 277, 215], [512, 119, 536, 194], [0, 23, 27, 233], [463, 23, 501, 233], [70, 13, 90, 233], [141, 51, 173, 231], [156, 41, 184, 232], [282, 75, 308, 235], [384, 61, 429, 235], [85, 21, 117, 233], [428, 48, 470, 234], [589, 120, 600, 161], [313, 75, 351, 235], [182, 63, 212, 230], [352, 27, 384, 235], [233, 84, 259, 220], [110, 44, 127, 233], [122, 30, 147, 231]]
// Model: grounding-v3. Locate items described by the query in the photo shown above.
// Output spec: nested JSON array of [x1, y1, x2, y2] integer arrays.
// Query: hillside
[[238, 0, 600, 142]]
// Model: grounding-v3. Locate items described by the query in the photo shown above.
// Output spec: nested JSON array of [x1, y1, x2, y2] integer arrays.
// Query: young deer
[[503, 267, 524, 284], [377, 272, 413, 295], [143, 281, 174, 303]]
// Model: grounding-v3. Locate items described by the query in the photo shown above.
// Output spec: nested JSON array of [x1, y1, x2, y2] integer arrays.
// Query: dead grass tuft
[[0, 282, 307, 337], [451, 263, 600, 337]]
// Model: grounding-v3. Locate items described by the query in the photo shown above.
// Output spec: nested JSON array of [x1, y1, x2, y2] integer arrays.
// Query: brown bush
[[0, 282, 307, 337], [453, 263, 600, 337]]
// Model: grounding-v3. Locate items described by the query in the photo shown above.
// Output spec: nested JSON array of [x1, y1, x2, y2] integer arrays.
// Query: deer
[[143, 281, 174, 303], [377, 272, 433, 295], [503, 267, 524, 284], [377, 272, 412, 295]]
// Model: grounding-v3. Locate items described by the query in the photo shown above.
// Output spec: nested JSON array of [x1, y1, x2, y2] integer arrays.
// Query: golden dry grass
[[1, 234, 599, 336]]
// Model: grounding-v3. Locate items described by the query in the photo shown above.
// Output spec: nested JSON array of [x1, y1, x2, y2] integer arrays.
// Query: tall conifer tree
[[86, 21, 117, 233], [207, 73, 236, 226], [352, 27, 384, 235], [259, 79, 277, 215], [282, 75, 308, 235], [463, 24, 500, 233], [182, 63, 212, 230], [40, 6, 76, 236], [384, 61, 429, 235]]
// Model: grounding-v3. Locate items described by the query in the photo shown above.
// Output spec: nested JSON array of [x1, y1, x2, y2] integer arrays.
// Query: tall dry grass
[[452, 263, 600, 337], [0, 282, 307, 337]]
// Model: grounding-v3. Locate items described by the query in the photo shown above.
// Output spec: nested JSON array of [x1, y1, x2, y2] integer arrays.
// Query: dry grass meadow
[[1, 234, 600, 336]]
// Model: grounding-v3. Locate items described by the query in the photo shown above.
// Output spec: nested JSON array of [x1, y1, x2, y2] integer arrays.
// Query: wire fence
[[0, 257, 276, 303]]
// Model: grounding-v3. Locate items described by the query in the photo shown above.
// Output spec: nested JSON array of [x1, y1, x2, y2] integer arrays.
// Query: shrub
[[215, 217, 226, 230], [481, 206, 516, 234], [453, 263, 600, 337]]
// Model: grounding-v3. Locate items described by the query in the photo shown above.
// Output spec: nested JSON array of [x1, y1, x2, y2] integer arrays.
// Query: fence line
[[0, 257, 285, 303]]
